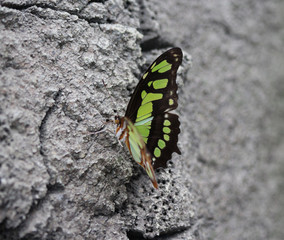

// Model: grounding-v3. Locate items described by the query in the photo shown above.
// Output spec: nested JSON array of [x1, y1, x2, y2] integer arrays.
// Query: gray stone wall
[[0, 0, 283, 239]]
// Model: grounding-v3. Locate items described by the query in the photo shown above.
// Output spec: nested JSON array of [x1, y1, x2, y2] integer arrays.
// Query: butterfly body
[[115, 48, 183, 189]]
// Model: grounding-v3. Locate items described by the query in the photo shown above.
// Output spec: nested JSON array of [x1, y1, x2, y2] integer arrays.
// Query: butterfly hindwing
[[145, 113, 181, 169], [125, 118, 158, 188], [125, 48, 182, 169]]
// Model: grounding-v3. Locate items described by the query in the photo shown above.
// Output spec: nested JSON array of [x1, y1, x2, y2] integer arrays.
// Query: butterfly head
[[114, 115, 121, 125], [105, 112, 120, 125], [114, 116, 127, 140]]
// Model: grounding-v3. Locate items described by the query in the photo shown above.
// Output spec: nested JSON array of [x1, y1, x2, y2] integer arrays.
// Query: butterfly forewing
[[125, 48, 182, 170], [125, 48, 182, 121]]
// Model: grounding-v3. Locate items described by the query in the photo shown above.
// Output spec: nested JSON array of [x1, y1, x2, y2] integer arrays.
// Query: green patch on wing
[[152, 60, 172, 73], [142, 93, 163, 105], [135, 116, 153, 144], [153, 79, 168, 89], [158, 139, 166, 149], [154, 147, 161, 158], [137, 102, 153, 119], [164, 120, 171, 126], [164, 134, 170, 141], [128, 130, 142, 164]]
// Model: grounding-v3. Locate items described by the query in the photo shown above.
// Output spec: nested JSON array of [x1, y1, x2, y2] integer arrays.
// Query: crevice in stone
[[39, 89, 62, 157], [135, 0, 175, 52], [38, 89, 62, 182], [126, 225, 190, 240], [8, 181, 65, 239], [88, 0, 107, 3], [1, 2, 55, 11], [24, 184, 65, 227], [78, 0, 114, 24], [1, 2, 114, 25], [0, 90, 65, 239], [0, 220, 18, 240], [127, 230, 145, 240], [46, 182, 65, 193], [0, 89, 64, 238], [0, 185, 60, 240], [0, 90, 66, 239], [157, 226, 191, 239], [140, 35, 172, 52]]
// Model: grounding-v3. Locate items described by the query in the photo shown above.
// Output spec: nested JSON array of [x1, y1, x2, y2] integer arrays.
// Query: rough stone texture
[[0, 1, 283, 240]]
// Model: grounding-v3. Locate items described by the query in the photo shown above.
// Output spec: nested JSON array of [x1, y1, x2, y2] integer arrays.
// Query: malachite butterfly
[[115, 48, 182, 189]]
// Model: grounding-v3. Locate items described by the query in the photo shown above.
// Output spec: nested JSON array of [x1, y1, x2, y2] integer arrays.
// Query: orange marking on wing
[[119, 129, 126, 140], [116, 125, 120, 134], [140, 147, 158, 189]]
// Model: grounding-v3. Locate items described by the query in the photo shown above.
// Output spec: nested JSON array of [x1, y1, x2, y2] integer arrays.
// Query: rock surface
[[0, 0, 283, 239]]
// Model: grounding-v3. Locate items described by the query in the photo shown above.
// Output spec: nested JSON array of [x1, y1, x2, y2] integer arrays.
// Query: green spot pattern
[[164, 120, 171, 126], [152, 60, 172, 73], [158, 139, 166, 149], [153, 79, 168, 89], [164, 134, 170, 141], [163, 127, 171, 134], [142, 93, 163, 105], [154, 147, 161, 158]]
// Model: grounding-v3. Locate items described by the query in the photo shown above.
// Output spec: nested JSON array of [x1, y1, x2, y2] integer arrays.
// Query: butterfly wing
[[125, 48, 182, 169], [125, 118, 158, 188]]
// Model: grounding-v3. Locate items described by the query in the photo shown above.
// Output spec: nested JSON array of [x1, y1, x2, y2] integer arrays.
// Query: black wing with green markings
[[125, 48, 182, 169]]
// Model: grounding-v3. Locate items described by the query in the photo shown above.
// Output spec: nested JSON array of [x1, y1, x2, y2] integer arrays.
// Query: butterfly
[[115, 48, 182, 189]]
